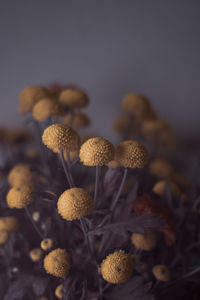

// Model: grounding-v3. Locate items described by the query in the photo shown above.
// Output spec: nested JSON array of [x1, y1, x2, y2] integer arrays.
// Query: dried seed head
[[152, 264, 170, 281], [64, 112, 90, 129], [32, 98, 64, 122], [41, 238, 53, 251], [57, 188, 93, 221], [80, 137, 115, 166], [0, 231, 9, 244], [44, 248, 70, 278], [0, 216, 19, 232], [29, 248, 43, 262], [19, 85, 48, 114], [100, 250, 134, 284], [8, 164, 35, 188], [152, 180, 180, 197], [6, 185, 34, 209], [59, 88, 89, 108], [42, 124, 80, 153], [115, 140, 148, 168], [131, 231, 156, 251], [121, 93, 152, 119], [149, 158, 174, 179], [55, 284, 63, 299]]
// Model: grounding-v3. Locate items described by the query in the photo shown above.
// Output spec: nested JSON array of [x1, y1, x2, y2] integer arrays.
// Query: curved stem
[[60, 150, 74, 188], [25, 207, 43, 239], [80, 218, 92, 255], [94, 166, 100, 208], [111, 168, 128, 211]]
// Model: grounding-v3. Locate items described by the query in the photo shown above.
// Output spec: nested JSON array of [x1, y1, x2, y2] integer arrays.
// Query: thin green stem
[[111, 168, 128, 211]]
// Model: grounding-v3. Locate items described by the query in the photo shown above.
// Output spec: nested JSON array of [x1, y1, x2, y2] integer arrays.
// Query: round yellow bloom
[[100, 250, 134, 284], [131, 231, 156, 251], [0, 216, 19, 232], [64, 112, 90, 129], [29, 248, 43, 262], [80, 137, 115, 166], [32, 98, 64, 122], [8, 164, 35, 188], [59, 88, 89, 109], [19, 85, 48, 114], [152, 180, 180, 197], [41, 238, 53, 251], [42, 124, 80, 153], [121, 93, 152, 119], [152, 265, 170, 281], [6, 185, 34, 209], [149, 158, 174, 179], [0, 231, 9, 244], [44, 248, 70, 278], [57, 188, 93, 221], [115, 140, 148, 168], [141, 119, 169, 142], [55, 284, 63, 299]]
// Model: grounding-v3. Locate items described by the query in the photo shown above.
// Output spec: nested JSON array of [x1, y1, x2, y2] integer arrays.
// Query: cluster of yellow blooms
[[1, 84, 190, 299]]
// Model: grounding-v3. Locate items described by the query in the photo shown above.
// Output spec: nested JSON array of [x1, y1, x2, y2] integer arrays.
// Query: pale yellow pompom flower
[[100, 250, 134, 284], [79, 137, 115, 166], [42, 124, 80, 153], [57, 188, 93, 221], [19, 85, 48, 114], [44, 248, 70, 278], [115, 140, 148, 168]]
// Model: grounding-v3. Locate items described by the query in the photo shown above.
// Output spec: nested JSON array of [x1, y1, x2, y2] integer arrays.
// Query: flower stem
[[94, 166, 100, 208], [25, 207, 43, 239], [60, 149, 74, 188], [111, 168, 128, 210]]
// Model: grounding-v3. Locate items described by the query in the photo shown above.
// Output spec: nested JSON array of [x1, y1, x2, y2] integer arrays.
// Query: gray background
[[0, 0, 200, 141]]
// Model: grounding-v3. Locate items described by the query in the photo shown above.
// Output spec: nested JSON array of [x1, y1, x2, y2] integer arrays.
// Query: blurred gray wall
[[0, 0, 200, 141]]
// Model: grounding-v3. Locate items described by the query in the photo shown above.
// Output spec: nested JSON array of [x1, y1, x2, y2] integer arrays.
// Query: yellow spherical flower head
[[19, 85, 48, 114], [149, 158, 174, 179], [57, 188, 93, 221], [44, 248, 70, 278], [152, 265, 170, 281], [7, 185, 34, 209], [32, 98, 64, 122], [0, 231, 9, 245], [115, 140, 148, 168], [152, 180, 180, 197], [141, 119, 169, 142], [100, 250, 134, 284], [131, 231, 156, 251], [42, 124, 80, 153], [121, 93, 152, 119], [79, 137, 115, 166], [55, 284, 63, 299], [29, 248, 43, 262], [41, 238, 53, 251], [8, 164, 35, 188], [63, 112, 90, 129], [59, 88, 89, 109], [0, 216, 19, 232]]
